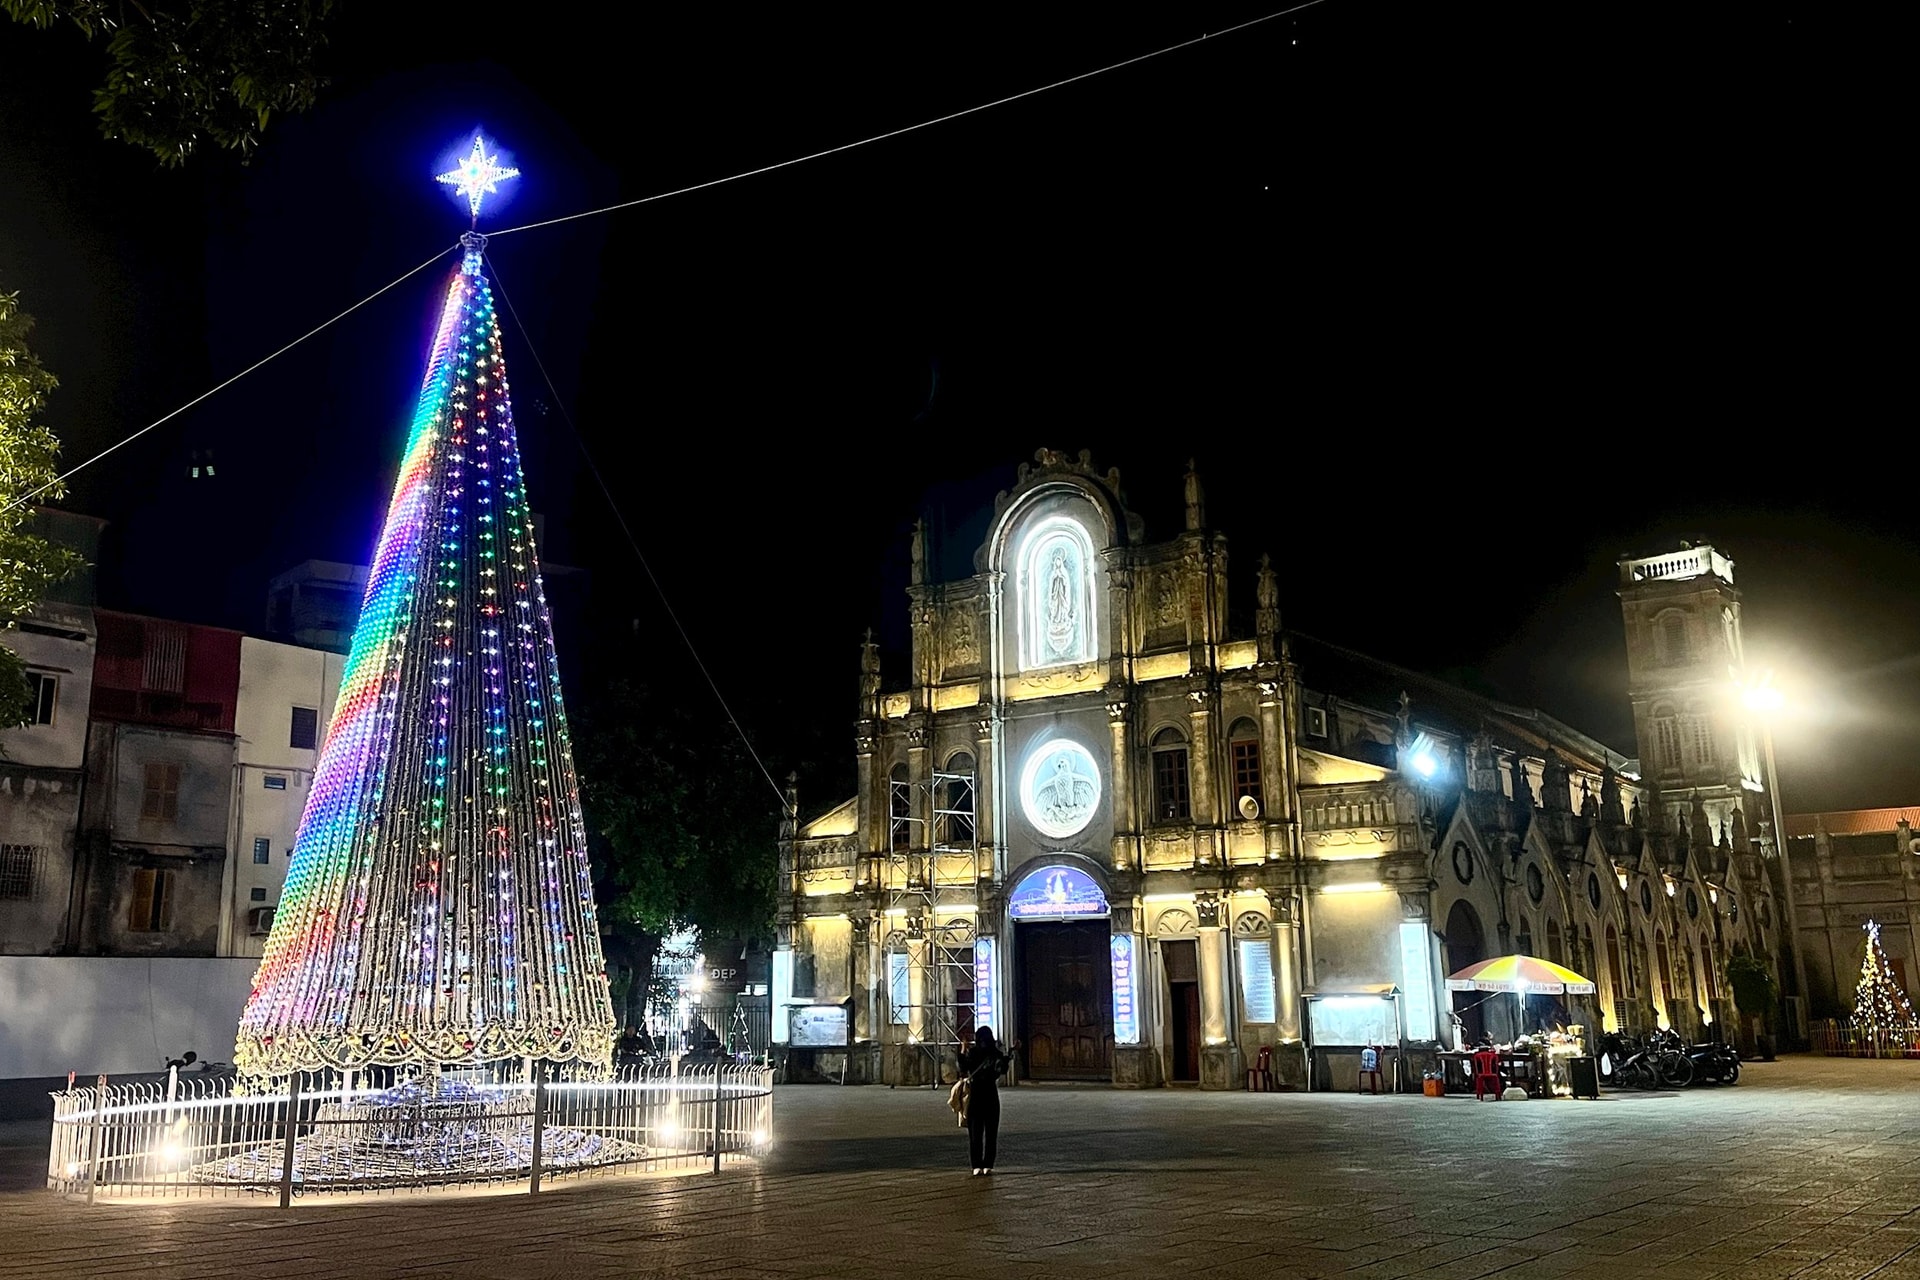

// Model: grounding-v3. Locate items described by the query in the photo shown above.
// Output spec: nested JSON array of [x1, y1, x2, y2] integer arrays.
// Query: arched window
[[1227, 717, 1261, 808], [889, 763, 911, 852], [938, 752, 975, 848], [1652, 704, 1682, 775], [1700, 934, 1718, 1001], [1018, 516, 1096, 669], [1657, 612, 1692, 666], [1605, 924, 1626, 1007], [1684, 712, 1716, 768], [1515, 915, 1533, 956], [1546, 918, 1564, 966], [1654, 930, 1674, 1020], [1151, 727, 1191, 823]]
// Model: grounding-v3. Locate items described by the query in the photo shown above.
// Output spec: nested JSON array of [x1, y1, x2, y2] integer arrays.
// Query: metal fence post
[[278, 1073, 302, 1210], [84, 1075, 106, 1206], [712, 1064, 723, 1176], [529, 1060, 547, 1194]]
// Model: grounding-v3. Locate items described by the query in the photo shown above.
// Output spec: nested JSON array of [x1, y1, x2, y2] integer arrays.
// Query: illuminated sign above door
[[1008, 864, 1110, 920]]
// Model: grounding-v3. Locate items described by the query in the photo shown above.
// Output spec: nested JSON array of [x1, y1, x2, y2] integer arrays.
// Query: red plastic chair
[[1471, 1049, 1504, 1100], [1358, 1045, 1386, 1095], [1245, 1045, 1274, 1092]]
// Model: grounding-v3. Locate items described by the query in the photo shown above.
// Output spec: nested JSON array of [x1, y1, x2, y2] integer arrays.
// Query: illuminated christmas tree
[[235, 139, 615, 1078], [1852, 920, 1916, 1028]]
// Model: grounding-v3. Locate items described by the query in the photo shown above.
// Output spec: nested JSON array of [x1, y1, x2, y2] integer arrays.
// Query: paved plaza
[[0, 1056, 1917, 1279]]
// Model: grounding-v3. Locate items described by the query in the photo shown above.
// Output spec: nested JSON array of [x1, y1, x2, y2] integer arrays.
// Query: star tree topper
[[437, 133, 520, 221]]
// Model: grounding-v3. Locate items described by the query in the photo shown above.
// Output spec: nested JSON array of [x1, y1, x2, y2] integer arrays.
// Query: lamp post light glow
[[1739, 668, 1810, 1039]]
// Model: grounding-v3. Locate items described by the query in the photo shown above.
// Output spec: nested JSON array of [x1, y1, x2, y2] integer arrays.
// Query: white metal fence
[[47, 1061, 774, 1205]]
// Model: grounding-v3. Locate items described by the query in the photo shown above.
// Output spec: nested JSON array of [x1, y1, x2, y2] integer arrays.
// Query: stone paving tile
[[4, 1057, 1920, 1277]]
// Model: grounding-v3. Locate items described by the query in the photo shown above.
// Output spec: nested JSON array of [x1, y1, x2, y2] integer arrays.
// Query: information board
[[788, 1003, 851, 1048], [1306, 995, 1398, 1047], [1239, 939, 1276, 1023]]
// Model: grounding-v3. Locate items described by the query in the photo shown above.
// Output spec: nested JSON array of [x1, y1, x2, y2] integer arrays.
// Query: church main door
[[1017, 921, 1114, 1080]]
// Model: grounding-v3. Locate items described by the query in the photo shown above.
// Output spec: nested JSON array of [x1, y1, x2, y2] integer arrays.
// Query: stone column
[[1195, 891, 1240, 1088], [1107, 692, 1136, 870], [1108, 904, 1160, 1087], [974, 713, 998, 884], [1267, 891, 1305, 1087], [1187, 680, 1219, 866]]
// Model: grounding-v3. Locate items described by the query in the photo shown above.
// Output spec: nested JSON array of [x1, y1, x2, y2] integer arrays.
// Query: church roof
[[1286, 631, 1631, 774], [1785, 807, 1920, 838]]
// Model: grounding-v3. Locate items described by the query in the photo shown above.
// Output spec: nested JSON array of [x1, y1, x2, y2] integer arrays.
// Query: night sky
[[2, 3, 1902, 815]]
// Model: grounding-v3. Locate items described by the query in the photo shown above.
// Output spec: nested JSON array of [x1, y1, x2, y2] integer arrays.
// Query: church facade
[[773, 450, 1790, 1088]]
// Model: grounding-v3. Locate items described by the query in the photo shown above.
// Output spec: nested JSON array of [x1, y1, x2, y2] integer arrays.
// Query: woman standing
[[958, 1027, 1017, 1176]]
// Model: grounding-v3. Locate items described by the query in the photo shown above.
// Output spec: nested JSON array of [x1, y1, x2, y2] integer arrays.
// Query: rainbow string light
[[235, 231, 614, 1079]]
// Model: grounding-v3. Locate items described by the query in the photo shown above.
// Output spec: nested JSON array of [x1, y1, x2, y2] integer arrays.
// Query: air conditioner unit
[[247, 906, 276, 936]]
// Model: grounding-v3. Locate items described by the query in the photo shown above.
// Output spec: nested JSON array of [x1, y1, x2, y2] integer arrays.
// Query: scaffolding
[[885, 766, 981, 1086]]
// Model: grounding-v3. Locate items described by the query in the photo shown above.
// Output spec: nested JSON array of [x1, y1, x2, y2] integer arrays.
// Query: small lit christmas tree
[[1852, 920, 1916, 1028]]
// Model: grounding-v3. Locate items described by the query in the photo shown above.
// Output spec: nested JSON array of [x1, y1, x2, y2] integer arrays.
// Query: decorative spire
[[1600, 764, 1626, 825], [1540, 748, 1571, 813], [1255, 552, 1280, 659], [1509, 752, 1535, 812], [1690, 790, 1714, 856], [859, 627, 881, 702], [1183, 457, 1206, 531], [1580, 778, 1599, 822], [909, 518, 927, 587], [1729, 804, 1750, 853]]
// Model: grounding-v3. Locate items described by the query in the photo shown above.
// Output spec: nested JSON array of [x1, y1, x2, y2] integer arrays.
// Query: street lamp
[[1739, 670, 1810, 1045]]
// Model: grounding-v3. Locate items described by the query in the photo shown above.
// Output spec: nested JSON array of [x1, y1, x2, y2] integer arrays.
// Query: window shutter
[[129, 869, 155, 932]]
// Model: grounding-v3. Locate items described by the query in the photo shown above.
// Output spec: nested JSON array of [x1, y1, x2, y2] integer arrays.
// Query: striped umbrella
[[1445, 955, 1596, 995]]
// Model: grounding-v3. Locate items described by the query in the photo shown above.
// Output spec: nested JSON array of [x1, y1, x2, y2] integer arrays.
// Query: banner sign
[[974, 937, 996, 1031], [1008, 865, 1109, 920], [1111, 934, 1139, 1044]]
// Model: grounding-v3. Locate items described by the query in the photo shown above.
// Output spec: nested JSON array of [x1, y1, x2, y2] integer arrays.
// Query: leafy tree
[[574, 677, 781, 1030], [3, 0, 334, 165], [1726, 949, 1778, 1035], [0, 288, 85, 727]]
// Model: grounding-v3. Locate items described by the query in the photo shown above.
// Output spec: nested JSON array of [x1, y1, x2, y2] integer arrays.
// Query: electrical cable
[[1, 243, 461, 519], [485, 252, 790, 810], [9, 5, 1335, 519], [486, 0, 1332, 240]]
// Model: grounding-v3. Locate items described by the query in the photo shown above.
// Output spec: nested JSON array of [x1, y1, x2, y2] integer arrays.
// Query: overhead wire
[[10, 6, 1326, 520], [485, 251, 790, 810], [485, 0, 1332, 239], [1, 242, 462, 519], [9, 5, 1332, 800]]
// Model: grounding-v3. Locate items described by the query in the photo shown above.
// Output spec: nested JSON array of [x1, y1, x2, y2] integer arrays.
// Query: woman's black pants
[[967, 1091, 1000, 1168]]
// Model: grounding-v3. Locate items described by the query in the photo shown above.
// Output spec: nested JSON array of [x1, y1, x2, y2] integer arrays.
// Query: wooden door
[[1164, 938, 1201, 1081], [1019, 921, 1114, 1079]]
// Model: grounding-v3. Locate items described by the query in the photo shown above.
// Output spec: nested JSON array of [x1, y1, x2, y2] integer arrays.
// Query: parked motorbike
[[1613, 1029, 1693, 1089], [1684, 1037, 1741, 1084], [1595, 1031, 1639, 1085]]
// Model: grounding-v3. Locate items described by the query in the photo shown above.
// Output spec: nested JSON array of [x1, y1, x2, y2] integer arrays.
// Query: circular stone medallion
[[1019, 738, 1102, 839]]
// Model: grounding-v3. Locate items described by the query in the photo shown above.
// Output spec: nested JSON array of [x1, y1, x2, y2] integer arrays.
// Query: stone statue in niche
[[1045, 543, 1076, 659]]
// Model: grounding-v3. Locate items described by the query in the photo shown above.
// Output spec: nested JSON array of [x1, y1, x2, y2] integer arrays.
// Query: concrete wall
[[0, 603, 95, 770], [223, 638, 342, 956], [0, 771, 82, 954], [0, 956, 255, 1079], [77, 723, 234, 955]]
